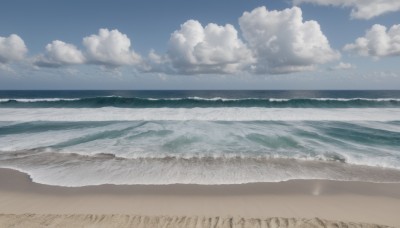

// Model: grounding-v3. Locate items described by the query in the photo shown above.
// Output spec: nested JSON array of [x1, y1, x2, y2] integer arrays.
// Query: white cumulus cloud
[[30, 7, 341, 76], [344, 24, 400, 58], [293, 0, 400, 20], [239, 6, 339, 74], [34, 40, 85, 67], [329, 62, 356, 70], [0, 34, 28, 64], [139, 50, 175, 74], [83, 28, 141, 67], [167, 20, 254, 74]]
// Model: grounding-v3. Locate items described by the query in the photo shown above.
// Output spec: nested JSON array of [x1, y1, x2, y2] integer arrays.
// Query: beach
[[2, 0, 400, 223], [0, 168, 399, 227], [1, 90, 400, 227]]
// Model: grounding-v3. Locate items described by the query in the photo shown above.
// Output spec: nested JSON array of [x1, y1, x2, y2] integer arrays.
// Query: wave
[[1, 120, 399, 168], [1, 96, 400, 108], [1, 118, 399, 186], [0, 98, 81, 102], [2, 150, 400, 186], [1, 107, 400, 121]]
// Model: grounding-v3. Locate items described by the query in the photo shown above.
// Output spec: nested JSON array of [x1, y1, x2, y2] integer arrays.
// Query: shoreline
[[1, 168, 400, 227]]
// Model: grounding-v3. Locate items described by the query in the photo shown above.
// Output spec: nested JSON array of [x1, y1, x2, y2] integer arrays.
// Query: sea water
[[0, 90, 400, 186]]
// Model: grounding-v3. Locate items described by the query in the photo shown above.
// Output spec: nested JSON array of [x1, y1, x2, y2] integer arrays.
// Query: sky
[[0, 0, 400, 90]]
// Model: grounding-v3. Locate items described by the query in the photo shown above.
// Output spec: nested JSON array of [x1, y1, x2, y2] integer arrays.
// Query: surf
[[1, 107, 400, 121], [1, 97, 400, 108]]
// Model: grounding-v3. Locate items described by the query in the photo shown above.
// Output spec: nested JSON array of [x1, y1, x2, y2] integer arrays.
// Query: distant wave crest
[[1, 96, 400, 108]]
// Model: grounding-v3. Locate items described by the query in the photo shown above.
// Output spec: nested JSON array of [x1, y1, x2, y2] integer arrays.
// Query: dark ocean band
[[1, 97, 400, 108]]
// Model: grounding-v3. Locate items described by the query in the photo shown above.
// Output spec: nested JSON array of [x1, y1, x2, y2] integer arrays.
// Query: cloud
[[293, 0, 400, 19], [167, 20, 254, 74], [0, 34, 27, 64], [34, 29, 142, 68], [83, 28, 141, 67], [239, 6, 339, 74], [139, 50, 175, 74], [344, 24, 400, 58], [0, 63, 15, 73], [34, 40, 85, 67], [30, 7, 340, 76], [329, 62, 356, 71]]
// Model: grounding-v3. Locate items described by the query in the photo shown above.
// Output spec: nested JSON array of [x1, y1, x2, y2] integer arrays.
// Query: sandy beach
[[0, 168, 399, 227]]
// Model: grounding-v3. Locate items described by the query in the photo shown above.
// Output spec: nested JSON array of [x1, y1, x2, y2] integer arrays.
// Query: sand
[[0, 168, 399, 227], [0, 215, 390, 228]]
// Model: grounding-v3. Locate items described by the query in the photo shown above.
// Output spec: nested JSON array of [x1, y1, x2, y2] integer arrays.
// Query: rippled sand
[[0, 168, 399, 227], [0, 215, 390, 228]]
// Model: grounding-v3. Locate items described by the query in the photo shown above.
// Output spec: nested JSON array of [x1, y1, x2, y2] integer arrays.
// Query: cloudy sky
[[1, 0, 400, 89]]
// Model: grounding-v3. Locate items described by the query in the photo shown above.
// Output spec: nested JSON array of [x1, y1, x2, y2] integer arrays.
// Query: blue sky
[[0, 0, 400, 89]]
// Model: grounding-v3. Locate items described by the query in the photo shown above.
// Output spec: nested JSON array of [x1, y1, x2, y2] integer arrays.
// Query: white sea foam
[[147, 97, 400, 101], [0, 108, 400, 122], [2, 154, 400, 187], [1, 118, 400, 186], [1, 97, 400, 102], [307, 98, 400, 101], [1, 119, 399, 168]]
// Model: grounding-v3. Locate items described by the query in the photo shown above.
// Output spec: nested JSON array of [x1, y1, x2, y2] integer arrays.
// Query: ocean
[[0, 90, 400, 186]]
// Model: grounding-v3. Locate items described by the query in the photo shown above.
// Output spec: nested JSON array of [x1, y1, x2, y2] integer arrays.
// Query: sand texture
[[0, 214, 392, 228], [0, 168, 400, 227]]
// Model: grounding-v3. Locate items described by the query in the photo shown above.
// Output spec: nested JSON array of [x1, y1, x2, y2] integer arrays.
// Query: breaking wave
[[1, 96, 400, 108]]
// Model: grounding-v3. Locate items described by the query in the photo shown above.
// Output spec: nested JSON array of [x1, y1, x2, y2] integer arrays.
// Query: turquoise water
[[0, 90, 400, 186]]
